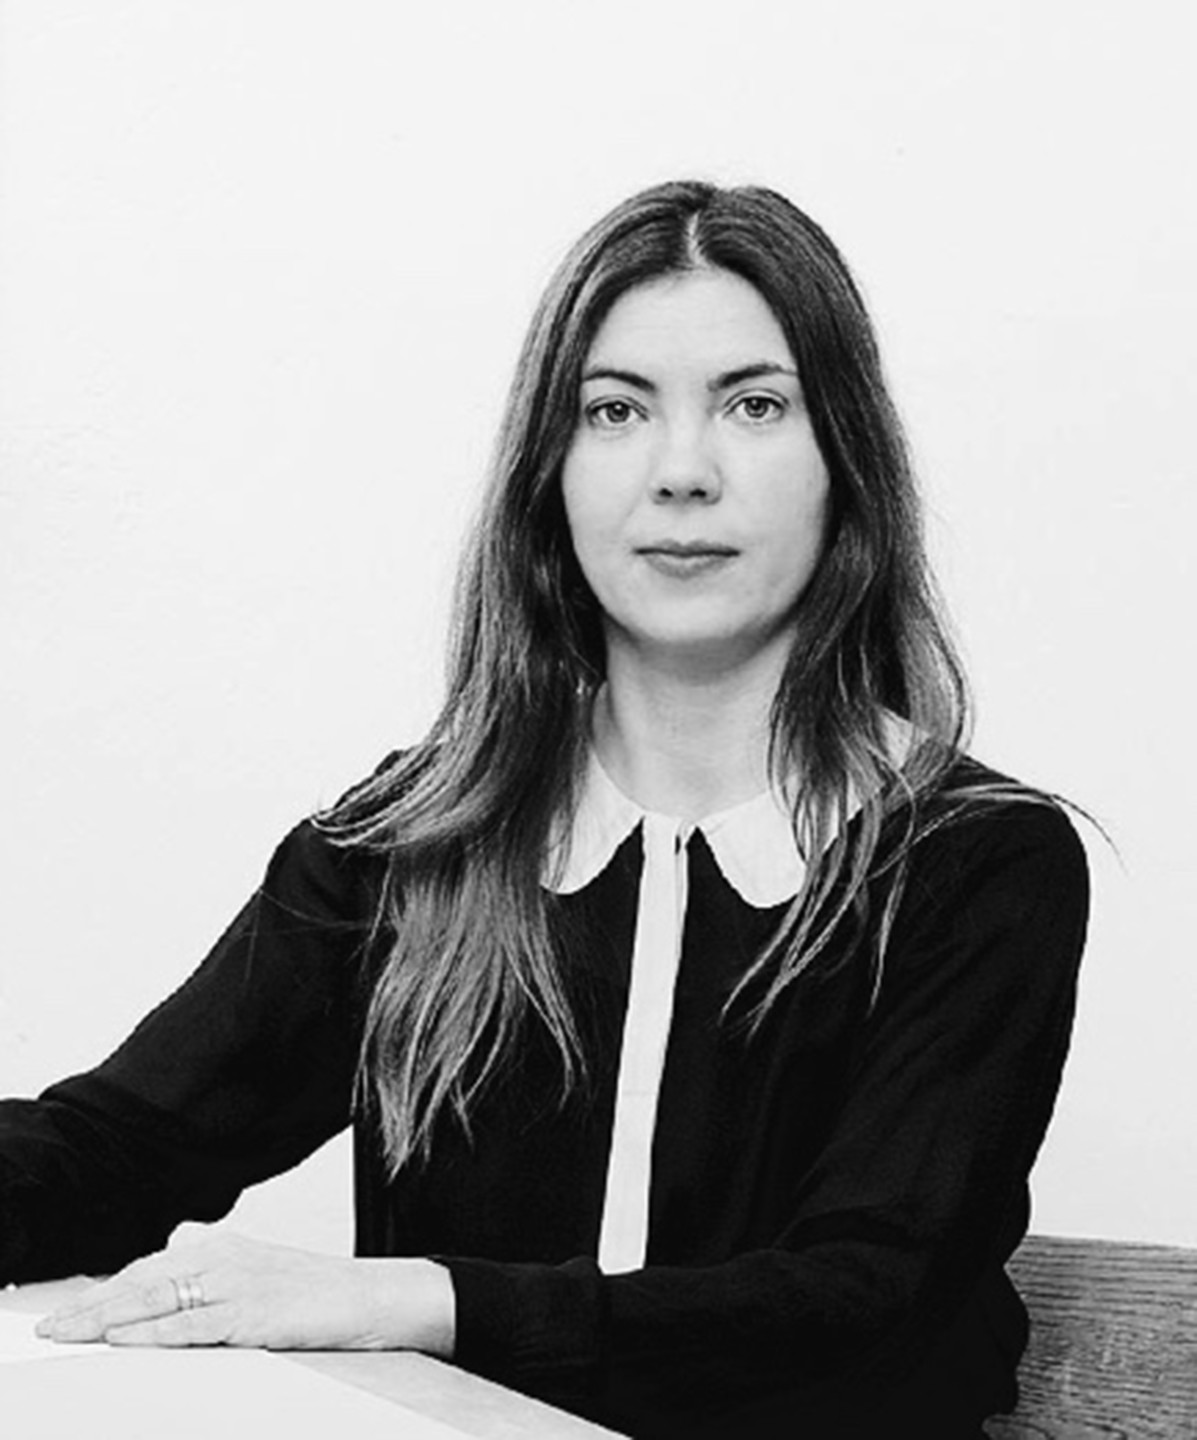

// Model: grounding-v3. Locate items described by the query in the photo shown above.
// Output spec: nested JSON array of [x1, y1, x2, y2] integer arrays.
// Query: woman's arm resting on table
[[0, 819, 371, 1284], [35, 1224, 455, 1356]]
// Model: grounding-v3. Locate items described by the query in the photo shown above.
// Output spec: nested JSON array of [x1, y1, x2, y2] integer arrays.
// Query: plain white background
[[2, 1, 1194, 1254]]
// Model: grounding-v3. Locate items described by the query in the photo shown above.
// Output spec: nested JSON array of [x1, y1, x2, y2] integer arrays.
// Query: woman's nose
[[651, 424, 722, 503]]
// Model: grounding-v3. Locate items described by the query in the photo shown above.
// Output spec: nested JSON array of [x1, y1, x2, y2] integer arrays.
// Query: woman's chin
[[606, 623, 795, 680]]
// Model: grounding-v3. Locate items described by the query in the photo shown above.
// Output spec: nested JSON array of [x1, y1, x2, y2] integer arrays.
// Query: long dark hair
[[322, 180, 995, 1174]]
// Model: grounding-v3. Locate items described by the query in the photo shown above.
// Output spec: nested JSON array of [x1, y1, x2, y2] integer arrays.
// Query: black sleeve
[[442, 802, 1089, 1431], [0, 820, 373, 1283]]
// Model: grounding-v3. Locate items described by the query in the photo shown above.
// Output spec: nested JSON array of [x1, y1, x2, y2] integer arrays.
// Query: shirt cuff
[[438, 1253, 606, 1410]]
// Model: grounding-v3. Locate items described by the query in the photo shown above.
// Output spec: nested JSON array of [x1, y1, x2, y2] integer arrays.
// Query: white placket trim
[[597, 810, 691, 1275]]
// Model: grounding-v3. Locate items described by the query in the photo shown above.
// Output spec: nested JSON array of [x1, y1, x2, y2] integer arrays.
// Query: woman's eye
[[586, 399, 640, 429], [731, 394, 786, 423]]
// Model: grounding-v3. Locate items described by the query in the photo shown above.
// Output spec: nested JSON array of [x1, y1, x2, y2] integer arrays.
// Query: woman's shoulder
[[901, 753, 1090, 898], [261, 751, 408, 923], [873, 756, 1091, 995], [258, 819, 382, 931]]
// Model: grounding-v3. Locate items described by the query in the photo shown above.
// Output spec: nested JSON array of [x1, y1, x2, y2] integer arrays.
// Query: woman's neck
[[593, 643, 788, 823]]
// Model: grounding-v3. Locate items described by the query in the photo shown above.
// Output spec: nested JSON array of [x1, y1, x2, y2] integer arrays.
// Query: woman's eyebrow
[[709, 361, 799, 390], [580, 365, 655, 391], [579, 361, 798, 392]]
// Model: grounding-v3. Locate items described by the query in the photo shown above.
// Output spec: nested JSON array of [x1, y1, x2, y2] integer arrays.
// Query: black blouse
[[0, 766, 1088, 1438]]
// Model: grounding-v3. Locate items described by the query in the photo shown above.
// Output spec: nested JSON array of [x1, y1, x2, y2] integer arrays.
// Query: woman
[[0, 181, 1087, 1438]]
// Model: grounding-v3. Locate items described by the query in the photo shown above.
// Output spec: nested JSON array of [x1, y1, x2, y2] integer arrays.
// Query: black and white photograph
[[1, 3, 1193, 1435]]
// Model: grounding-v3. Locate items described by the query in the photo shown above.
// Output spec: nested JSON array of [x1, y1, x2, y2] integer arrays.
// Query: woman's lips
[[636, 542, 738, 578]]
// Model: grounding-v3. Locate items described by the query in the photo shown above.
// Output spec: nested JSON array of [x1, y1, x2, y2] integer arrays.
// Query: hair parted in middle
[[323, 179, 988, 1174]]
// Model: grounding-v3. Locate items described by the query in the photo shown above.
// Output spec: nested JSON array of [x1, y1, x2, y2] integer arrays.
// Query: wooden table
[[1, 1279, 622, 1439]]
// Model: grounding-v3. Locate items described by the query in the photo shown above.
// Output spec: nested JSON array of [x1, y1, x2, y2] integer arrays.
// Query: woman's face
[[561, 267, 830, 674]]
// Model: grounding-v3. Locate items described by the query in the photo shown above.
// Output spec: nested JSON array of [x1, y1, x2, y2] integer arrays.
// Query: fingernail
[[44, 1318, 87, 1341]]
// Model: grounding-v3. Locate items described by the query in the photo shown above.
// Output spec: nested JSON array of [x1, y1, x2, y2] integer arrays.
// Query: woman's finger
[[104, 1301, 233, 1348], [38, 1270, 214, 1342]]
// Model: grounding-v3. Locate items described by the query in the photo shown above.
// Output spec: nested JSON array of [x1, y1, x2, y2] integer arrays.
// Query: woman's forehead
[[584, 269, 794, 377]]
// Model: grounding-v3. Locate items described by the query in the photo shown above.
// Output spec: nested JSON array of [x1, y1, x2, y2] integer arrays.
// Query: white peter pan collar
[[545, 751, 808, 908]]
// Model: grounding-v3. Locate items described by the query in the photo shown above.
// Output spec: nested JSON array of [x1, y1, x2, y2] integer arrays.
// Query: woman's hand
[[34, 1224, 455, 1356]]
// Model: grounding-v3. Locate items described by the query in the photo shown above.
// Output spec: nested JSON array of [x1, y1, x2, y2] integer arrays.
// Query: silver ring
[[171, 1275, 206, 1311]]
